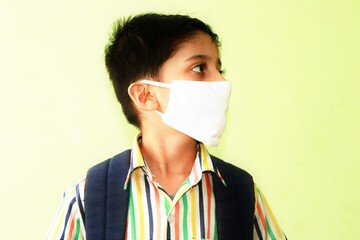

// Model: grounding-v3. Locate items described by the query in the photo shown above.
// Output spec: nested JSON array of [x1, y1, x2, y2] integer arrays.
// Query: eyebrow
[[185, 54, 222, 68]]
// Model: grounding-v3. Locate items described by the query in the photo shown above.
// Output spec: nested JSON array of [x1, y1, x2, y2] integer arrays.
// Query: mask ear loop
[[138, 80, 171, 117], [139, 80, 172, 89], [154, 110, 164, 117]]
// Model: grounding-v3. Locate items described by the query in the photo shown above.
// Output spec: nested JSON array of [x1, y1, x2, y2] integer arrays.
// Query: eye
[[192, 64, 205, 73]]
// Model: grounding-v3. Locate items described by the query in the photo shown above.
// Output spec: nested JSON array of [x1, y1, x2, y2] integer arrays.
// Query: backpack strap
[[211, 155, 255, 239], [85, 149, 131, 240], [85, 150, 254, 240]]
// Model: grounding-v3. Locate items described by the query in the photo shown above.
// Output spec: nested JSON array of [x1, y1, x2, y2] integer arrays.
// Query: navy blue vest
[[85, 150, 254, 239]]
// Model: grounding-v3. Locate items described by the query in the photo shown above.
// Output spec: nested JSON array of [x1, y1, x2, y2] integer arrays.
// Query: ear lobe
[[128, 83, 159, 110]]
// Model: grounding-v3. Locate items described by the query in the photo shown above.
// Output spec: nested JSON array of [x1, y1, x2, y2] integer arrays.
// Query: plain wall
[[1, 0, 359, 239]]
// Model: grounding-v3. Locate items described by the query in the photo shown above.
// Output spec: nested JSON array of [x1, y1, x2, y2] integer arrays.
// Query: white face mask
[[140, 79, 231, 146]]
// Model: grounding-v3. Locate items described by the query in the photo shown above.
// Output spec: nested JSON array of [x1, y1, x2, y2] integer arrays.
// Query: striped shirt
[[46, 135, 286, 240]]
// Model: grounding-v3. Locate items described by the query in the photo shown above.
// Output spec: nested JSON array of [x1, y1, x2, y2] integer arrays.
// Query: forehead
[[171, 32, 220, 61]]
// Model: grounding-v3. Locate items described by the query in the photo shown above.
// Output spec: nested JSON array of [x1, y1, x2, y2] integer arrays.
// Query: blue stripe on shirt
[[60, 197, 76, 239]]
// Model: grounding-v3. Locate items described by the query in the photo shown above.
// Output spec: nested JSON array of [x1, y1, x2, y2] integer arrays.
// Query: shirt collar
[[123, 134, 227, 189]]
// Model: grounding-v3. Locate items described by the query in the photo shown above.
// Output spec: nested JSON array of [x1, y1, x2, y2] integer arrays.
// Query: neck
[[139, 129, 197, 175], [138, 128, 197, 195], [136, 113, 200, 194]]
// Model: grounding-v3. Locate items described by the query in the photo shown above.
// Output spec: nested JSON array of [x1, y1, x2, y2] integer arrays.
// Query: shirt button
[[168, 214, 175, 223]]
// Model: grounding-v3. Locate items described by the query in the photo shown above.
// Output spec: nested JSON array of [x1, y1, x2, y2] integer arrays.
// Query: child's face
[[152, 31, 226, 114], [159, 32, 225, 83]]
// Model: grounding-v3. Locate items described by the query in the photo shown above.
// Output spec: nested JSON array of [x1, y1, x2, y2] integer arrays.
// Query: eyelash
[[192, 64, 205, 74], [192, 64, 226, 75]]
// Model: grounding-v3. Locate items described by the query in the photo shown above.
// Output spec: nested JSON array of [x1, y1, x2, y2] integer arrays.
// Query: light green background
[[1, 0, 359, 239]]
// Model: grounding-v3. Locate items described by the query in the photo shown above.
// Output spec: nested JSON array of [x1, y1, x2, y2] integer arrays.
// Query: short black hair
[[105, 13, 220, 128]]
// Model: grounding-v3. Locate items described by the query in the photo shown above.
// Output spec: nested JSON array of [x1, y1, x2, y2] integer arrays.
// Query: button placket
[[168, 213, 175, 224]]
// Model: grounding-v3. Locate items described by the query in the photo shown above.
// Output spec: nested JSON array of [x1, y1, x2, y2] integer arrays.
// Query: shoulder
[[46, 179, 86, 239], [62, 178, 86, 200], [64, 179, 86, 216]]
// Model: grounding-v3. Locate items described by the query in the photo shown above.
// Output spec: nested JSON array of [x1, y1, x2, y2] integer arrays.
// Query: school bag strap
[[85, 150, 255, 239], [211, 155, 255, 239], [85, 149, 131, 240]]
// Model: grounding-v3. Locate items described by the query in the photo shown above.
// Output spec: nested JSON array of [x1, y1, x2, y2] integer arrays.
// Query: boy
[[47, 13, 286, 240]]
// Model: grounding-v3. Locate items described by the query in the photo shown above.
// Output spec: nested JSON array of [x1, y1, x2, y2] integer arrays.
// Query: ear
[[128, 82, 159, 111]]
